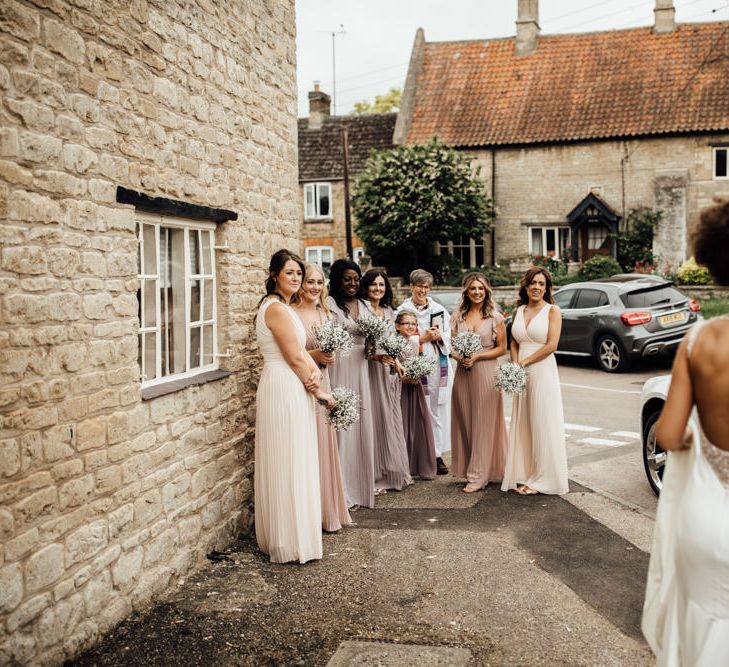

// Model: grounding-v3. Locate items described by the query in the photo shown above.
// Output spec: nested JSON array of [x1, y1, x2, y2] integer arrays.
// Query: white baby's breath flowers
[[402, 354, 437, 380], [313, 319, 353, 355], [495, 362, 527, 394], [356, 312, 388, 342], [452, 330, 483, 372], [323, 386, 360, 431]]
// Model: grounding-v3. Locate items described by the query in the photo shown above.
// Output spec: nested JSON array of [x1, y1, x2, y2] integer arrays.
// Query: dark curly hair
[[358, 269, 394, 309], [517, 266, 554, 307], [457, 272, 495, 320], [694, 197, 729, 286], [328, 258, 361, 316]]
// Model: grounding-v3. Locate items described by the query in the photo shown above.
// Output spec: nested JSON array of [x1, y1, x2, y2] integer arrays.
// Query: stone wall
[[0, 0, 297, 663], [468, 133, 729, 269]]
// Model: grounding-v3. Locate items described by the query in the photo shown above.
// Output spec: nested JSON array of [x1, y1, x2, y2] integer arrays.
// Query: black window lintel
[[116, 186, 237, 223]]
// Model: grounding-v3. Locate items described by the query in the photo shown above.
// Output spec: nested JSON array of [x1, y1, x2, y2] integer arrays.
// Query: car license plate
[[659, 312, 686, 326]]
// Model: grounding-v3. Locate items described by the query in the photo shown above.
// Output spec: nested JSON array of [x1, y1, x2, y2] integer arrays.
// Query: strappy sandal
[[517, 485, 539, 495]]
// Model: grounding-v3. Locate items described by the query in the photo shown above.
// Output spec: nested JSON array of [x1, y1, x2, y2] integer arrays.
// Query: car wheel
[[595, 335, 630, 373], [642, 408, 666, 496]]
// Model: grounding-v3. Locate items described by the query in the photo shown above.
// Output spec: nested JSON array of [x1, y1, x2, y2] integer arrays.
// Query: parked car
[[430, 289, 461, 314], [640, 375, 670, 495], [553, 275, 701, 372]]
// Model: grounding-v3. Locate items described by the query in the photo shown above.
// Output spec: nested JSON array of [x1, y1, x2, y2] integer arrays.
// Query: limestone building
[[298, 85, 396, 269], [396, 0, 729, 272], [0, 0, 297, 662]]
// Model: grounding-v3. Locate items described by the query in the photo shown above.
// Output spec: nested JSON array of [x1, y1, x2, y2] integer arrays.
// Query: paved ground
[[72, 357, 667, 666]]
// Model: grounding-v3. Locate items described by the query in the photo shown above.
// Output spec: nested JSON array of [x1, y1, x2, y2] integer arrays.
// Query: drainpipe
[[491, 148, 497, 265]]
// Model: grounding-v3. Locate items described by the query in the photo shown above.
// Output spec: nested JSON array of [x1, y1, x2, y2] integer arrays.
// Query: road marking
[[579, 437, 631, 447], [610, 431, 640, 440], [564, 423, 601, 432], [561, 382, 642, 395]]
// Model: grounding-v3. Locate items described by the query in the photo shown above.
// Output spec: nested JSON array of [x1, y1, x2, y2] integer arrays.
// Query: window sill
[[304, 217, 333, 223], [141, 369, 231, 400]]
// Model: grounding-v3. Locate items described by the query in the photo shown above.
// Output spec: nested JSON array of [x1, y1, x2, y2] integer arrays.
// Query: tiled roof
[[405, 22, 729, 147], [298, 113, 397, 181]]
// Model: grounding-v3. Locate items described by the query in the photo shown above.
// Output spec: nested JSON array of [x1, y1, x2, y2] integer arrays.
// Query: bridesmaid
[[254, 249, 333, 563], [327, 259, 376, 509], [359, 270, 411, 493], [293, 263, 351, 532], [501, 267, 569, 496], [450, 273, 508, 493], [395, 309, 437, 480]]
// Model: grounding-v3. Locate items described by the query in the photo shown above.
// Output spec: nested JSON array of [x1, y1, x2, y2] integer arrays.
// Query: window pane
[[716, 148, 728, 178], [144, 332, 157, 380], [559, 228, 570, 258], [143, 279, 156, 328], [545, 228, 556, 255], [531, 228, 543, 255], [190, 326, 201, 369], [201, 231, 212, 274], [203, 279, 213, 320], [318, 185, 330, 217], [305, 185, 314, 218], [191, 279, 201, 322], [169, 228, 186, 373], [475, 245, 484, 267], [189, 229, 200, 274], [136, 224, 142, 274], [553, 289, 574, 309], [137, 333, 143, 377], [143, 224, 157, 274], [202, 324, 213, 366], [575, 289, 605, 309]]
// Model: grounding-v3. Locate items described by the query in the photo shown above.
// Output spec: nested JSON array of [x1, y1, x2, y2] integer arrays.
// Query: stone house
[[395, 0, 729, 272], [298, 85, 396, 269], [0, 0, 298, 663]]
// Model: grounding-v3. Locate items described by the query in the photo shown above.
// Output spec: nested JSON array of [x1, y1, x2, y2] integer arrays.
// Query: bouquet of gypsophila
[[356, 312, 388, 358], [495, 362, 527, 395], [451, 330, 483, 373], [321, 386, 360, 431], [402, 354, 437, 381], [378, 333, 409, 374], [313, 318, 353, 356]]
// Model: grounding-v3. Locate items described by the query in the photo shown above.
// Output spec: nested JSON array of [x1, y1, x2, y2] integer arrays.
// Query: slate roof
[[298, 113, 397, 181], [404, 22, 729, 148]]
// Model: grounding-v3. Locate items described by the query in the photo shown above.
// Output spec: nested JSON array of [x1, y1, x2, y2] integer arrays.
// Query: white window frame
[[303, 182, 332, 220], [137, 212, 218, 388], [529, 226, 571, 260], [713, 147, 728, 180], [305, 245, 334, 272], [440, 235, 485, 268], [352, 247, 365, 265]]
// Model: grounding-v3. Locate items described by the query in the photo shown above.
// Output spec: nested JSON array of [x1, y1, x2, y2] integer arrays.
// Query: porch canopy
[[566, 192, 621, 262]]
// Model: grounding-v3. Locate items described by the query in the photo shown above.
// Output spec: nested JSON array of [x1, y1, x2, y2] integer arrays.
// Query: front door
[[580, 222, 613, 261]]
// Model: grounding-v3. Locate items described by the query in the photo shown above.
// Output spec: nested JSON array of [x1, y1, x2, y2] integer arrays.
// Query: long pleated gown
[[501, 304, 569, 495], [254, 299, 322, 563], [450, 313, 508, 489]]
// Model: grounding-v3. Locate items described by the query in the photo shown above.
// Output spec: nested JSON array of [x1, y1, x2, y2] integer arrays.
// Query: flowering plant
[[313, 319, 353, 355], [402, 354, 436, 380], [356, 312, 388, 359], [495, 362, 527, 394], [322, 386, 360, 431], [451, 330, 482, 372], [379, 333, 409, 374]]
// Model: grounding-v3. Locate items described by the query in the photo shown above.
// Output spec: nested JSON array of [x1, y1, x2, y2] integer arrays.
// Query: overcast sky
[[295, 0, 729, 117]]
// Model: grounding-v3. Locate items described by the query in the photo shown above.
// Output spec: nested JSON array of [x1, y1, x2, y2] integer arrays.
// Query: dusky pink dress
[[299, 308, 351, 532], [450, 313, 508, 489]]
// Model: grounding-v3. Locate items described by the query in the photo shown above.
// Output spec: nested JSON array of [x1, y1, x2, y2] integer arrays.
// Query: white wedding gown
[[643, 320, 729, 666], [254, 299, 322, 563]]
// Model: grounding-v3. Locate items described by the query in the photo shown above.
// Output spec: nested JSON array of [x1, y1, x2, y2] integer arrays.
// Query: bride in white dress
[[642, 198, 729, 665], [501, 267, 569, 496], [255, 250, 333, 564]]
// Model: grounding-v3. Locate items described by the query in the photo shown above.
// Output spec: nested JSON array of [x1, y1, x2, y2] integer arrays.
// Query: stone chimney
[[654, 0, 675, 34], [308, 81, 331, 130], [515, 0, 540, 56]]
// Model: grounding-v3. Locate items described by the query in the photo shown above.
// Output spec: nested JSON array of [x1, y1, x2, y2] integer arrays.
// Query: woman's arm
[[478, 320, 507, 361], [265, 302, 320, 390], [308, 349, 335, 366], [655, 337, 694, 451], [520, 307, 562, 368]]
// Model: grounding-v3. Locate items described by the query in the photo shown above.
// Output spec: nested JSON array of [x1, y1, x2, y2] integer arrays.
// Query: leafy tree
[[353, 87, 401, 114], [615, 208, 662, 272], [352, 138, 494, 278]]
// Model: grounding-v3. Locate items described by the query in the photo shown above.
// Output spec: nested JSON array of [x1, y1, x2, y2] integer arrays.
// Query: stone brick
[[106, 412, 128, 444], [18, 131, 62, 164], [25, 544, 65, 592], [6, 98, 54, 132], [111, 546, 142, 588], [65, 520, 108, 566], [143, 527, 176, 566], [14, 486, 57, 527], [1, 246, 46, 275], [0, 438, 20, 477], [0, 159, 32, 185], [0, 127, 19, 157], [82, 568, 112, 617], [44, 18, 85, 64], [55, 113, 84, 141], [59, 475, 94, 509], [7, 189, 63, 223], [50, 459, 84, 483], [6, 593, 51, 632], [0, 562, 23, 613], [95, 465, 121, 494], [0, 507, 14, 540], [82, 293, 112, 319], [75, 416, 107, 451], [88, 388, 119, 413], [4, 527, 38, 561], [106, 252, 135, 277], [34, 170, 87, 197], [0, 1, 40, 41], [111, 293, 137, 316], [133, 489, 162, 525], [61, 143, 98, 174], [108, 503, 133, 539], [36, 593, 84, 648], [98, 154, 128, 180], [46, 247, 81, 278], [47, 292, 82, 321]]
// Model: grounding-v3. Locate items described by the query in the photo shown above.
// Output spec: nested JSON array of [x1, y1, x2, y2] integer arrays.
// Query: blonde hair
[[294, 262, 330, 314], [457, 272, 495, 320]]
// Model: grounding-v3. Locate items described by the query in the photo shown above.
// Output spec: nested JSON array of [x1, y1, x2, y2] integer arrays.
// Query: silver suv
[[553, 275, 701, 372]]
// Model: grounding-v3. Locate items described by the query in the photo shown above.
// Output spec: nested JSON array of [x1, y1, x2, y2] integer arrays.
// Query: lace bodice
[[256, 298, 306, 364], [687, 318, 729, 488]]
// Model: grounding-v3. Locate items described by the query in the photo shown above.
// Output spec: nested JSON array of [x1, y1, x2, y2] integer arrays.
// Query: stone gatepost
[[653, 171, 688, 272]]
